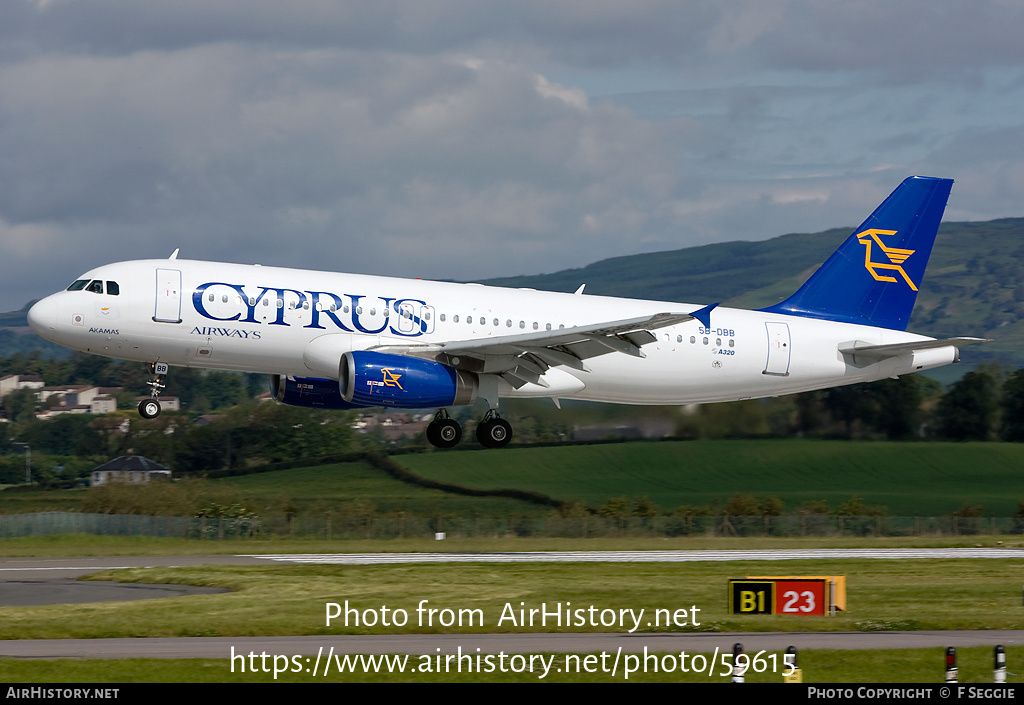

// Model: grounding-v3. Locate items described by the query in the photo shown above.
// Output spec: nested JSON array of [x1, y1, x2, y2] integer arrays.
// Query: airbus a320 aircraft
[[28, 176, 982, 448]]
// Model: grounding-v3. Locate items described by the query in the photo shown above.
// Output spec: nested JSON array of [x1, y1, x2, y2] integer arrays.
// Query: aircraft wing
[[373, 304, 717, 388], [838, 337, 987, 359]]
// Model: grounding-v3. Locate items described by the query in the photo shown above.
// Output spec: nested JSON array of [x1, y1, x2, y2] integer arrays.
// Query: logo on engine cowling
[[380, 368, 403, 389], [365, 367, 404, 393]]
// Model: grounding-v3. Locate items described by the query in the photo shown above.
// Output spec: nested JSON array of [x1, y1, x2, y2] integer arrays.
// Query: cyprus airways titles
[[27, 176, 983, 448]]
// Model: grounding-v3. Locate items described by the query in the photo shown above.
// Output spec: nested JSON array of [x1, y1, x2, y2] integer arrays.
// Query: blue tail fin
[[760, 175, 953, 331]]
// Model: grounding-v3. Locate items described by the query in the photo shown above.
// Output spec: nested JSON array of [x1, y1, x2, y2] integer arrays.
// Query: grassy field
[[398, 440, 1024, 516], [3, 558, 1023, 640], [5, 441, 1024, 520]]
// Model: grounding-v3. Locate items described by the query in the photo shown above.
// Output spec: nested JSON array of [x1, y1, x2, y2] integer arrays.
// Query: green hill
[[478, 218, 1024, 367]]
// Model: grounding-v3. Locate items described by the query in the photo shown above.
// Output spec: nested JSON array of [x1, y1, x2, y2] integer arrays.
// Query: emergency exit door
[[763, 322, 791, 376]]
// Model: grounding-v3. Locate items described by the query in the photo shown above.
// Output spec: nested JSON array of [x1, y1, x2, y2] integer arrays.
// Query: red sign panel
[[773, 579, 826, 616]]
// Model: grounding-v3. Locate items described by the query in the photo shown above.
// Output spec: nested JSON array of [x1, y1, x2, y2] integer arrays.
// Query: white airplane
[[27, 176, 982, 448]]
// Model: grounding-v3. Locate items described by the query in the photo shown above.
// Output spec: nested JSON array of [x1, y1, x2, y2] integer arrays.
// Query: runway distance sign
[[728, 577, 843, 616]]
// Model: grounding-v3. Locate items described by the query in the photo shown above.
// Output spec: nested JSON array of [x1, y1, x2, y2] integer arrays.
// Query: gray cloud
[[1, 1, 1024, 310]]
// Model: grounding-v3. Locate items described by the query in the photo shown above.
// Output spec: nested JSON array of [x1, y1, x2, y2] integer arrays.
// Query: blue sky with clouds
[[2, 1, 1024, 310]]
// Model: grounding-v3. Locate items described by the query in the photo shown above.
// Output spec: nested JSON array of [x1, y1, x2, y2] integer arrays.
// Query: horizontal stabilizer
[[839, 337, 987, 359]]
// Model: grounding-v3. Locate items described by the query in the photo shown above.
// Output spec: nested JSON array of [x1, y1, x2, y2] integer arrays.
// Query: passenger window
[[86, 280, 104, 294], [106, 281, 120, 296]]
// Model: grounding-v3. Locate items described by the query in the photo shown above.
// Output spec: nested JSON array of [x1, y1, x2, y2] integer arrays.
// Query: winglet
[[574, 284, 586, 295], [169, 248, 179, 260], [690, 303, 718, 330]]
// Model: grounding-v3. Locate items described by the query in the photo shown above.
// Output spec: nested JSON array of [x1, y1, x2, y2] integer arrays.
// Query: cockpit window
[[66, 279, 89, 291], [86, 280, 104, 294], [106, 281, 120, 296]]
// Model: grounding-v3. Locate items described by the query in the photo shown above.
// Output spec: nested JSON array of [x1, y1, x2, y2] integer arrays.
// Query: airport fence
[[1, 511, 1023, 539]]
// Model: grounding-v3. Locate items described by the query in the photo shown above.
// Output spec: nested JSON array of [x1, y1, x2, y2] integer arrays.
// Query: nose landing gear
[[138, 362, 168, 419]]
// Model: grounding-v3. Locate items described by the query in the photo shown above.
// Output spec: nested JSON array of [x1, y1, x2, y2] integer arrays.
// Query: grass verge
[[0, 647, 1020, 682]]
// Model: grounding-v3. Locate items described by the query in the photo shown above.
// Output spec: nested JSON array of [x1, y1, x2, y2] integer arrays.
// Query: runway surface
[[246, 548, 1024, 564], [2, 549, 1022, 660], [2, 548, 1023, 605]]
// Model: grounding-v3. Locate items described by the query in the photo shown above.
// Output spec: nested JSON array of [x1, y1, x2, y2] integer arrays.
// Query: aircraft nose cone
[[27, 296, 57, 334]]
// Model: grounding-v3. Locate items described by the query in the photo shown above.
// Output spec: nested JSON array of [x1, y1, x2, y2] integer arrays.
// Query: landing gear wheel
[[476, 416, 512, 448], [138, 399, 162, 419], [436, 419, 462, 448], [426, 409, 462, 449]]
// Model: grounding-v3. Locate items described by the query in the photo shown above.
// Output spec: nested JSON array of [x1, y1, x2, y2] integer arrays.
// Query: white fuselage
[[27, 258, 955, 406]]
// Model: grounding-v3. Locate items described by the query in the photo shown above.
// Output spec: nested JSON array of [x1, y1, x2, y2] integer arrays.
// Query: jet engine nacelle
[[271, 374, 368, 410], [340, 350, 478, 408]]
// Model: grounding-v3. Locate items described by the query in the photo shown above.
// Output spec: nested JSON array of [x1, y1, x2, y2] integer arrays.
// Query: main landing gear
[[476, 408, 512, 448], [425, 408, 513, 449], [426, 409, 462, 449], [138, 362, 168, 419]]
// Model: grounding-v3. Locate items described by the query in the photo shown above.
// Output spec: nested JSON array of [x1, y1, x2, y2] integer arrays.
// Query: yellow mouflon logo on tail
[[856, 229, 918, 291]]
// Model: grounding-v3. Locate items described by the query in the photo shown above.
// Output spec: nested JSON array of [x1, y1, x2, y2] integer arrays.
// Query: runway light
[[945, 646, 957, 683]]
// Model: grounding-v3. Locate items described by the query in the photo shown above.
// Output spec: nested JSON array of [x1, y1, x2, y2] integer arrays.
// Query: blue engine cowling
[[271, 375, 369, 410], [340, 351, 478, 408]]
